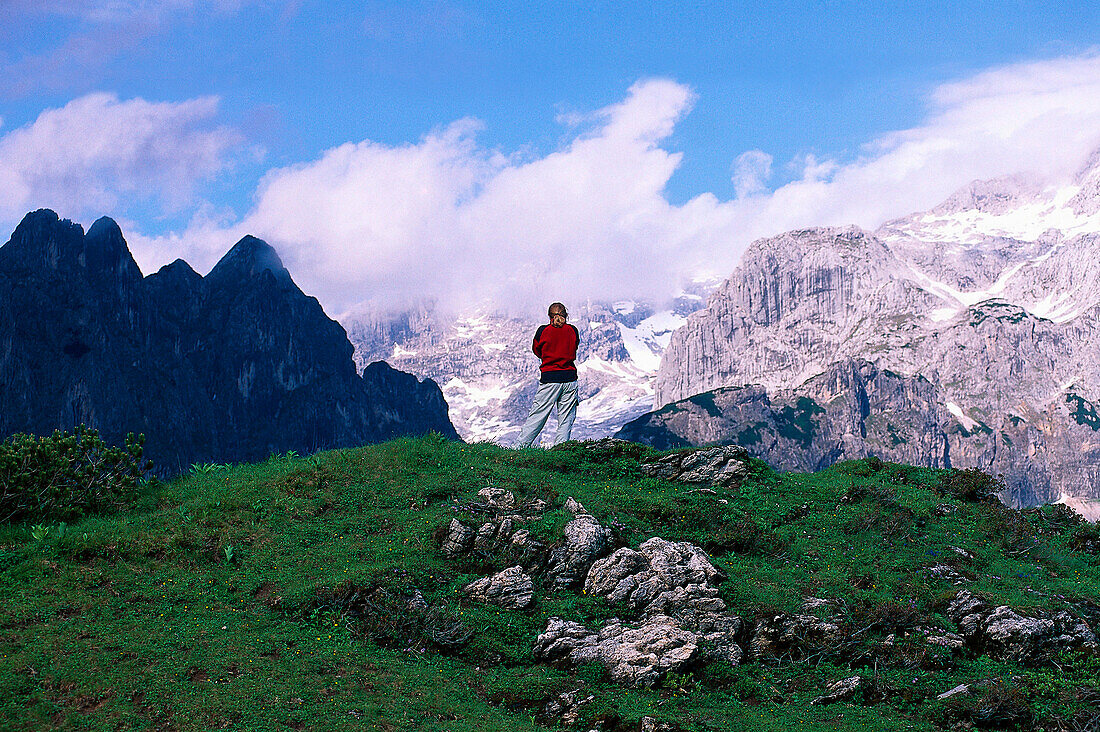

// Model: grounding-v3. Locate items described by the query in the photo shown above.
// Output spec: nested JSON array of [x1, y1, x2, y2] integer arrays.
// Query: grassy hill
[[1, 435, 1099, 731]]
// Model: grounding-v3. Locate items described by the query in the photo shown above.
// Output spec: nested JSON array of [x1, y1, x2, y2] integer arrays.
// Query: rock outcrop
[[462, 566, 535, 609], [546, 505, 612, 590], [945, 590, 1098, 664], [638, 444, 753, 487], [443, 487, 745, 684], [582, 537, 744, 666], [811, 676, 864, 706], [584, 538, 725, 613], [439, 467, 1099, 699], [0, 210, 458, 472], [530, 526, 745, 683], [534, 615, 699, 687]]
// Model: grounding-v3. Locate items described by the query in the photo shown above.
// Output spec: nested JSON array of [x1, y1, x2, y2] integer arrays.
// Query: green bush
[[938, 467, 1002, 502], [0, 425, 152, 523], [1068, 523, 1100, 553]]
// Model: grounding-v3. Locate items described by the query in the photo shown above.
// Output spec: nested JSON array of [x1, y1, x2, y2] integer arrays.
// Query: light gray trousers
[[514, 380, 579, 448]]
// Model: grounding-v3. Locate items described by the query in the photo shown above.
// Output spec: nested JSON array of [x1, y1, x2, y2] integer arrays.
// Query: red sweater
[[532, 323, 579, 383]]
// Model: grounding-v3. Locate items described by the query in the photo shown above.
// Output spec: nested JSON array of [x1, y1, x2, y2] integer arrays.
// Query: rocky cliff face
[[0, 210, 457, 473], [622, 360, 952, 472], [654, 163, 1100, 507]]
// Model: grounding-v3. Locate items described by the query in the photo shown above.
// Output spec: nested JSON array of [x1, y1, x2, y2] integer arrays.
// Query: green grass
[[1, 436, 1098, 731]]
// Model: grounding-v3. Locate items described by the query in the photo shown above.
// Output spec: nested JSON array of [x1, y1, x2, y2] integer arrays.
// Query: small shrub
[[985, 503, 1040, 555], [1068, 523, 1100, 553], [526, 509, 570, 544], [885, 463, 927, 486], [0, 425, 152, 523], [1024, 503, 1084, 534], [934, 678, 1033, 729], [841, 457, 883, 477], [938, 468, 1002, 502], [695, 660, 743, 691], [849, 598, 923, 635], [704, 513, 782, 555], [314, 583, 472, 652], [841, 481, 897, 505], [840, 502, 917, 539]]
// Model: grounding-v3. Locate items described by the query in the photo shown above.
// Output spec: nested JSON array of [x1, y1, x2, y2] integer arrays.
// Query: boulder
[[546, 515, 611, 590], [928, 564, 971, 584], [801, 597, 831, 612], [945, 589, 1099, 664], [477, 486, 516, 511], [936, 684, 970, 700], [542, 688, 594, 727], [462, 566, 535, 610], [564, 496, 590, 515], [582, 537, 743, 665], [639, 718, 673, 732], [534, 615, 699, 687], [925, 632, 965, 651], [982, 606, 1057, 663], [440, 519, 473, 558], [583, 538, 724, 613], [639, 446, 751, 488], [811, 676, 863, 705]]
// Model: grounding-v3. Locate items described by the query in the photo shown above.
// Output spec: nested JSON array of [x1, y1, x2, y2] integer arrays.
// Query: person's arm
[[532, 325, 546, 357]]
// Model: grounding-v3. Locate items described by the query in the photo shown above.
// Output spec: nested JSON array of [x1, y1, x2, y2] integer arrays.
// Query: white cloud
[[0, 1, 285, 96], [2, 0, 262, 23], [0, 92, 242, 226], [732, 150, 772, 198], [219, 78, 702, 313], [779, 52, 1100, 228], [120, 52, 1100, 316]]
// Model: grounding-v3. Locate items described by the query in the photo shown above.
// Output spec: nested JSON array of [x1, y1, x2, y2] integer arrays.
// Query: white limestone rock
[[546, 515, 611, 590], [534, 615, 699, 687], [462, 566, 535, 610]]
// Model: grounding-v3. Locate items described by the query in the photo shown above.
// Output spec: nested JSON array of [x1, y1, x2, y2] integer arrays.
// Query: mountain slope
[[0, 210, 457, 472], [654, 162, 1100, 507], [4, 437, 1099, 731]]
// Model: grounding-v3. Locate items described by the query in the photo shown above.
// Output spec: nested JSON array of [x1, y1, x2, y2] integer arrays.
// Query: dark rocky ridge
[[619, 360, 953, 472], [0, 209, 458, 473]]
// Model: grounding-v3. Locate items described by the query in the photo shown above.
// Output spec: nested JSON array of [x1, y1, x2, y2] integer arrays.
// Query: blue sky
[[3, 1, 1100, 312]]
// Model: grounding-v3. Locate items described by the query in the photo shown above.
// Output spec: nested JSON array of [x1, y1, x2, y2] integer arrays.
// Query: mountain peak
[[0, 209, 140, 284], [0, 209, 84, 272], [84, 215, 142, 281], [87, 215, 123, 240], [206, 235, 291, 286], [147, 258, 203, 294], [930, 174, 1043, 216]]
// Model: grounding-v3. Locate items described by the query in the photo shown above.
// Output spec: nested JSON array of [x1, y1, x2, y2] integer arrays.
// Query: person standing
[[515, 302, 580, 448]]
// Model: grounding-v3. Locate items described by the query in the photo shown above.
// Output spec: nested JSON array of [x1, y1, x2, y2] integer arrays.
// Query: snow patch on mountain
[[945, 402, 980, 432], [617, 310, 687, 372], [1028, 292, 1080, 323]]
